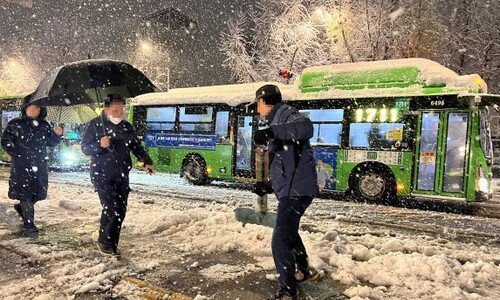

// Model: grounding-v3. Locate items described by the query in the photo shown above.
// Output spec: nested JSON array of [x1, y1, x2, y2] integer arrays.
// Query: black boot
[[23, 223, 39, 234], [97, 242, 119, 257], [13, 204, 23, 219], [295, 266, 320, 283], [269, 288, 299, 300]]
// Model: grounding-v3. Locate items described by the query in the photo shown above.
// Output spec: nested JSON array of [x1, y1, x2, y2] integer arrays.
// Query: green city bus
[[130, 58, 499, 202]]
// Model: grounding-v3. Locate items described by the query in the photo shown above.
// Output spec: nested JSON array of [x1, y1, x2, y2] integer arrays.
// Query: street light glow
[[0, 57, 40, 96], [314, 7, 325, 17], [133, 39, 170, 91], [8, 59, 18, 68], [141, 41, 152, 53]]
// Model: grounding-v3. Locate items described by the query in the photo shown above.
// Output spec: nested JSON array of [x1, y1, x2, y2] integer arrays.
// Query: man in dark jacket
[[1, 100, 63, 234], [253, 84, 318, 300], [81, 94, 153, 256]]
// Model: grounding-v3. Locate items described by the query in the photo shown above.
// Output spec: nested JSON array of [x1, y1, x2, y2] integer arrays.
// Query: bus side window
[[300, 109, 343, 146], [1, 111, 20, 132], [179, 106, 213, 132], [146, 107, 176, 132], [216, 111, 230, 144], [349, 123, 404, 149]]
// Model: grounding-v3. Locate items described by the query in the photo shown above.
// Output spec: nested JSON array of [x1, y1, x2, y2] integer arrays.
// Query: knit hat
[[255, 84, 282, 105], [104, 93, 125, 106]]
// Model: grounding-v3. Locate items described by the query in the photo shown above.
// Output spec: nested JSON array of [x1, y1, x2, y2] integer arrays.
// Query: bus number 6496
[[430, 100, 445, 106]]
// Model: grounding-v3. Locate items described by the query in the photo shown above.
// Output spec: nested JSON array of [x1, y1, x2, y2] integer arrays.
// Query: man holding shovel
[[253, 84, 318, 300]]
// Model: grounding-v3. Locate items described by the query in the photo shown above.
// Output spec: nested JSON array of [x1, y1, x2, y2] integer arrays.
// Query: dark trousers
[[272, 195, 313, 296], [18, 198, 35, 227], [95, 177, 129, 250]]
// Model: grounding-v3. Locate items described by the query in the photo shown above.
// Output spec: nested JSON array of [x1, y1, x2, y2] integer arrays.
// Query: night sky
[[0, 0, 257, 88]]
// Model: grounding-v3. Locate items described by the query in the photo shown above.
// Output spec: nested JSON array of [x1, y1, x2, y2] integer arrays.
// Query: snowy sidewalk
[[0, 171, 499, 299]]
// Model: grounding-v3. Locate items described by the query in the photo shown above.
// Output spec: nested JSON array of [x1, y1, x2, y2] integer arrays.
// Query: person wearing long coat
[[253, 85, 318, 300], [81, 94, 153, 257], [1, 101, 63, 233]]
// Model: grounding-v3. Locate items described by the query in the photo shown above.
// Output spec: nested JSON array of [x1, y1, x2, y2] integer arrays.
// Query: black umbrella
[[27, 59, 157, 107], [46, 104, 99, 125]]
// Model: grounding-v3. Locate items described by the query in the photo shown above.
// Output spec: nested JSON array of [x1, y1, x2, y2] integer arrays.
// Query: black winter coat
[[1, 107, 61, 201], [81, 114, 153, 186], [266, 102, 319, 199]]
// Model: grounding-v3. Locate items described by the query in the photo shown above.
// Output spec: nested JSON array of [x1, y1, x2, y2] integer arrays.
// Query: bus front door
[[413, 111, 470, 199], [233, 115, 255, 179]]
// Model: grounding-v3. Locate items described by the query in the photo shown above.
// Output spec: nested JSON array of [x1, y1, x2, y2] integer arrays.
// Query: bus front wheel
[[351, 165, 396, 202], [182, 154, 209, 185]]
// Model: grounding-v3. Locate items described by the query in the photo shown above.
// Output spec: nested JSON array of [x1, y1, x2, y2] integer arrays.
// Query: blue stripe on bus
[[145, 132, 218, 150]]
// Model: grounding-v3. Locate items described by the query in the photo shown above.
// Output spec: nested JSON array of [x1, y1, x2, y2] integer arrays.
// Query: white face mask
[[109, 117, 123, 125]]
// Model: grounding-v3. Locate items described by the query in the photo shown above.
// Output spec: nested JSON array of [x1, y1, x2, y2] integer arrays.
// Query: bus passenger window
[[216, 111, 230, 143], [179, 106, 213, 132], [300, 109, 344, 146], [349, 123, 404, 149], [180, 123, 212, 131], [180, 106, 213, 122], [313, 124, 342, 146], [2, 111, 20, 132], [160, 123, 176, 131], [147, 123, 161, 131], [146, 107, 176, 132], [301, 109, 344, 122], [147, 107, 175, 122]]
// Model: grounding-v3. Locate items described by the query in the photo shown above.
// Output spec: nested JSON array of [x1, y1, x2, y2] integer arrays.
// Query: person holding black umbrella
[[81, 93, 154, 257], [1, 98, 63, 234]]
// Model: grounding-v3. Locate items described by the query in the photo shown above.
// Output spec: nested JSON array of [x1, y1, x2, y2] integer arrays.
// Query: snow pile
[[0, 172, 499, 299], [127, 201, 273, 257], [306, 231, 499, 299], [198, 263, 261, 282], [0, 237, 74, 262], [119, 188, 500, 299], [0, 252, 127, 300]]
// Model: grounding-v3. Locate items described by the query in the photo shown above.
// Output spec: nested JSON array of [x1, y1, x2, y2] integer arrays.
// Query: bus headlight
[[478, 177, 489, 193], [476, 167, 490, 194], [63, 151, 77, 160], [61, 151, 77, 165]]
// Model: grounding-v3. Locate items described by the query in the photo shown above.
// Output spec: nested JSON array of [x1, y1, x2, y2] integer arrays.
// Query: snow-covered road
[[0, 168, 499, 300]]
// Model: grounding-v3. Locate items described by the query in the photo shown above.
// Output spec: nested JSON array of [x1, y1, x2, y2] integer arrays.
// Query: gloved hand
[[253, 128, 274, 146], [254, 181, 273, 196]]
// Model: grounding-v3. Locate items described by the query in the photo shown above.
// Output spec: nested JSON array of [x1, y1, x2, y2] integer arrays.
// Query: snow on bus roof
[[297, 58, 488, 99], [132, 82, 296, 106], [133, 59, 491, 105], [302, 58, 456, 80]]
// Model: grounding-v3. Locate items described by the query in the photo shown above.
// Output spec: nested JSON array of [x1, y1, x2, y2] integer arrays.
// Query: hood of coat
[[21, 99, 47, 121]]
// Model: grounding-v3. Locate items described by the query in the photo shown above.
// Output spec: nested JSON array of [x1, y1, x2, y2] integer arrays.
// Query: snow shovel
[[234, 146, 276, 228]]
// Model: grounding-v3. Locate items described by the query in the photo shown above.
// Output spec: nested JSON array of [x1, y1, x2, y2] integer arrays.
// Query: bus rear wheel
[[182, 154, 209, 185], [352, 166, 396, 202]]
